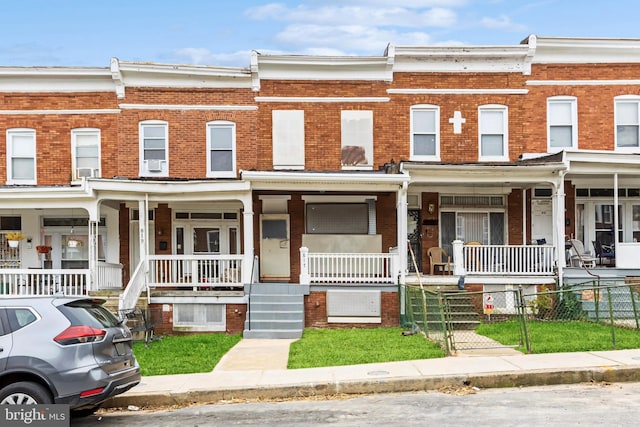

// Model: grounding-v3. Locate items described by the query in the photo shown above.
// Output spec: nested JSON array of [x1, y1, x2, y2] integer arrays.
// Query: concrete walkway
[[106, 339, 640, 409]]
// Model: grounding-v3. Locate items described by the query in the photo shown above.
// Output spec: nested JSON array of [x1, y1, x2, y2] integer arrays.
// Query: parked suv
[[0, 296, 141, 416]]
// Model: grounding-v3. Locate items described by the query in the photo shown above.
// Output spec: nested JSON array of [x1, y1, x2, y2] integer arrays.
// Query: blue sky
[[2, 0, 639, 68]]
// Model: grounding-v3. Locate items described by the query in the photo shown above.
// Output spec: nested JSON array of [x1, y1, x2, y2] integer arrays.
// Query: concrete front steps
[[243, 283, 310, 339]]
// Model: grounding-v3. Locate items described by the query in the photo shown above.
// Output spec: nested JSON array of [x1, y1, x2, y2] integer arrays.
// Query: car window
[[6, 308, 38, 332], [58, 300, 120, 328]]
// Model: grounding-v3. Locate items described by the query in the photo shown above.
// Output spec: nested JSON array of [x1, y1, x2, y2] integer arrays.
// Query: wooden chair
[[428, 247, 452, 275], [568, 239, 597, 268]]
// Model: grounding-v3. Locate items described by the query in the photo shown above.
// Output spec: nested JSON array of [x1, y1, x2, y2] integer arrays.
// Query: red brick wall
[[304, 290, 399, 328]]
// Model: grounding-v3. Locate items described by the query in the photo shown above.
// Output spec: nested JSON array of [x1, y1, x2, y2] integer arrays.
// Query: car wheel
[[0, 382, 53, 405]]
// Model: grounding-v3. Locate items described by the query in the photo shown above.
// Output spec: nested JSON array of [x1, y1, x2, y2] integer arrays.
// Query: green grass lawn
[[287, 327, 445, 369], [477, 319, 640, 353], [132, 333, 242, 376]]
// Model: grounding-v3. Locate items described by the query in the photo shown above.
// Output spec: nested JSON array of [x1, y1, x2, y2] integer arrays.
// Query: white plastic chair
[[568, 239, 597, 268]]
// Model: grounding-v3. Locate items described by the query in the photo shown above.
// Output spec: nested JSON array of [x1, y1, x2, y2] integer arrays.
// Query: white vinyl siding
[[207, 121, 236, 177], [71, 128, 101, 180], [341, 110, 373, 169], [615, 96, 640, 151], [272, 110, 304, 169], [6, 128, 36, 185], [410, 105, 439, 160], [547, 96, 577, 151], [479, 105, 508, 161]]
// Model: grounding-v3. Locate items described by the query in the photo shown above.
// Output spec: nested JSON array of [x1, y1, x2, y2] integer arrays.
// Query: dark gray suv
[[0, 296, 141, 416]]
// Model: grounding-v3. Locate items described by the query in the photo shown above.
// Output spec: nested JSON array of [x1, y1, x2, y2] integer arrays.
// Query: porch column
[[396, 182, 408, 285], [553, 174, 566, 273], [86, 202, 100, 292], [241, 194, 254, 285], [138, 199, 148, 280]]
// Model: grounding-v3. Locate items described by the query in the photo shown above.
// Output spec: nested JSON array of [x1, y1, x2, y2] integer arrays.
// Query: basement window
[[173, 304, 225, 332]]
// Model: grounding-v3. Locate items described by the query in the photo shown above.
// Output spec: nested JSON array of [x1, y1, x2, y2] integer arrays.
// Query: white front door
[[260, 214, 290, 280], [531, 199, 553, 244]]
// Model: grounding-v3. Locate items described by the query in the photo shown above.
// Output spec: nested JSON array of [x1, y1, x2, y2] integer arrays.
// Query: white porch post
[[614, 173, 619, 248], [396, 182, 408, 285], [86, 202, 100, 292], [138, 198, 148, 284], [241, 194, 254, 286], [452, 240, 464, 276], [553, 173, 566, 286], [299, 247, 310, 285]]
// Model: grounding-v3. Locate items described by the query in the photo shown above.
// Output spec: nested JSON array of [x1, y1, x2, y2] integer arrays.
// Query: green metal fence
[[403, 278, 640, 356]]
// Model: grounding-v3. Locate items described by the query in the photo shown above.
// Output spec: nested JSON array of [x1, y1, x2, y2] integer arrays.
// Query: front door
[[260, 214, 290, 281]]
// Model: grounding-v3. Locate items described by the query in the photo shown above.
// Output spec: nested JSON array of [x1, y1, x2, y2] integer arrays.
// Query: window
[[272, 110, 304, 169], [615, 96, 640, 151], [478, 105, 508, 160], [341, 110, 373, 169], [174, 304, 225, 331], [547, 96, 577, 151], [71, 128, 101, 180], [206, 121, 236, 177], [306, 203, 373, 234], [139, 121, 168, 176], [6, 128, 36, 185], [410, 105, 439, 159]]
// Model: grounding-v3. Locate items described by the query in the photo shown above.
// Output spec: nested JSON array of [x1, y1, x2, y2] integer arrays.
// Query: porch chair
[[592, 240, 615, 266], [568, 239, 597, 268], [427, 247, 452, 275]]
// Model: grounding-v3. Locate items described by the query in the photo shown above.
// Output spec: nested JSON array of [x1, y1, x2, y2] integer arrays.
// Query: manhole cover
[[367, 370, 390, 376]]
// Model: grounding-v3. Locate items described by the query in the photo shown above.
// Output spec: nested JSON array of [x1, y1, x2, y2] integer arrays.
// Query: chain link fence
[[403, 277, 640, 356]]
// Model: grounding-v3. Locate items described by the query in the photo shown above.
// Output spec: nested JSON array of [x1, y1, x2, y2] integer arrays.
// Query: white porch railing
[[119, 259, 147, 312], [300, 247, 399, 285], [455, 243, 556, 275], [148, 254, 243, 289], [96, 261, 123, 290], [0, 269, 88, 296]]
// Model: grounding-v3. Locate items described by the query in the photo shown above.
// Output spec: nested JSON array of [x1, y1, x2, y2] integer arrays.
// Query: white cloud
[[481, 14, 526, 32]]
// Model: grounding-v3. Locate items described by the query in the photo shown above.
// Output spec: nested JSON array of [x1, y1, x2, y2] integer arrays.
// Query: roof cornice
[[525, 34, 640, 64], [254, 53, 394, 82], [0, 66, 115, 93]]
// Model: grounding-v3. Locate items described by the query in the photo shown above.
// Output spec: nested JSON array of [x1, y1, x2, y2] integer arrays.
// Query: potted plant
[[36, 245, 52, 254], [5, 232, 26, 248]]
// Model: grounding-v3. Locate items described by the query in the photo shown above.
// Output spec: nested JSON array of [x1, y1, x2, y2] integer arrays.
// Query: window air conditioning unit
[[76, 167, 99, 178], [147, 159, 163, 172]]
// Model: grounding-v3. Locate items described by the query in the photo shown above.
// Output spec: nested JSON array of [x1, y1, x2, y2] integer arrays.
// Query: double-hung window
[[71, 128, 101, 180], [6, 128, 36, 185], [410, 105, 439, 160], [341, 110, 373, 169], [207, 121, 236, 177], [139, 120, 168, 176], [615, 96, 640, 151], [478, 105, 508, 161], [547, 96, 577, 151]]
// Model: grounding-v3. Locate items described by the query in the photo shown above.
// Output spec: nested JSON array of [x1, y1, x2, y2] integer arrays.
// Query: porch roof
[[242, 170, 409, 191], [401, 154, 566, 188]]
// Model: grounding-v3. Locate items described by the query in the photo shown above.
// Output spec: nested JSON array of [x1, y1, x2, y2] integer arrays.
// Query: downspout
[[614, 173, 619, 249]]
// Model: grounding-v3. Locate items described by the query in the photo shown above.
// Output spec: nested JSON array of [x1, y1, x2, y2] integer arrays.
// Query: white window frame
[[272, 110, 305, 170], [71, 128, 101, 181], [614, 95, 640, 152], [547, 96, 578, 152], [478, 104, 508, 161], [341, 110, 373, 170], [6, 128, 36, 185], [206, 120, 236, 178], [410, 104, 440, 161], [139, 120, 168, 177]]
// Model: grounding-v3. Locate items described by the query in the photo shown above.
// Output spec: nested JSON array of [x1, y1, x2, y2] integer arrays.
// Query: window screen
[[306, 203, 368, 234]]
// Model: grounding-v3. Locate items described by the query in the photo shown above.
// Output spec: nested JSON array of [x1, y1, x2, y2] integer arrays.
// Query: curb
[[103, 365, 640, 409]]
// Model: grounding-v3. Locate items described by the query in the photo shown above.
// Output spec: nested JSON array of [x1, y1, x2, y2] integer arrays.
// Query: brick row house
[[1, 35, 640, 338]]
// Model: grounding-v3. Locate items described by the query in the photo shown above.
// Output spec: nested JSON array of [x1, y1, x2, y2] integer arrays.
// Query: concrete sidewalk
[[106, 339, 640, 409]]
